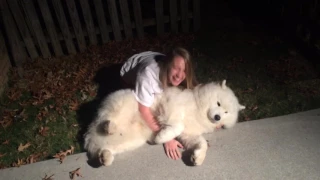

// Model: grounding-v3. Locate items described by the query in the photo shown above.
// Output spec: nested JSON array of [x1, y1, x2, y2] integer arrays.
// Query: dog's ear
[[239, 104, 246, 110], [222, 80, 227, 89]]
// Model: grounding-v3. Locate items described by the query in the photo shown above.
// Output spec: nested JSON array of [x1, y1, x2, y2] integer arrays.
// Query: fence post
[[7, 0, 38, 59], [79, 0, 98, 45], [66, 0, 87, 52], [0, 27, 12, 96], [0, 0, 27, 67], [107, 0, 122, 41], [37, 0, 64, 57], [119, 0, 133, 39], [93, 0, 110, 44], [180, 0, 189, 33], [155, 0, 164, 35], [132, 0, 144, 38], [193, 0, 201, 32], [170, 0, 178, 33], [22, 0, 51, 59], [51, 0, 77, 55]]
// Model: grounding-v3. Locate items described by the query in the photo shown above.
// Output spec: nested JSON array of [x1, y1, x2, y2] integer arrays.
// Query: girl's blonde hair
[[159, 47, 198, 89]]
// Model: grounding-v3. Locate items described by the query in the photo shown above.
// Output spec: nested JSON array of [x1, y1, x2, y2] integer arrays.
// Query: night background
[[0, 0, 319, 170]]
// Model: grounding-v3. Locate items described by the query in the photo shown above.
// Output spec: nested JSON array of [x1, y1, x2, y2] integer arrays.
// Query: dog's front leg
[[178, 135, 208, 166], [153, 123, 184, 144], [191, 135, 208, 166]]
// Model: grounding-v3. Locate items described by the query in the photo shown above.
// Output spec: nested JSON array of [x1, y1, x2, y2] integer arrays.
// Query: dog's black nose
[[214, 115, 220, 121]]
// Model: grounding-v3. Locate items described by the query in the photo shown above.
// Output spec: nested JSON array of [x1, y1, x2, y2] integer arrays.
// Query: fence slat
[[79, 0, 97, 45], [37, 0, 63, 57], [66, 0, 86, 51], [93, 0, 109, 44], [107, 0, 122, 41], [119, 0, 133, 39], [180, 0, 189, 33], [22, 0, 51, 58], [170, 0, 178, 33], [193, 0, 200, 31], [132, 0, 144, 38], [155, 0, 164, 35], [0, 31, 11, 80], [0, 1, 26, 66], [7, 0, 38, 59], [0, 29, 11, 94], [51, 0, 76, 55]]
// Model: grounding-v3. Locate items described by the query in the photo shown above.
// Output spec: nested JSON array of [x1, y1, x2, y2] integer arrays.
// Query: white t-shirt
[[120, 51, 165, 107]]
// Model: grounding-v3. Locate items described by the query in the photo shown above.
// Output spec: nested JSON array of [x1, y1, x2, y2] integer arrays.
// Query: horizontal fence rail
[[0, 0, 201, 67]]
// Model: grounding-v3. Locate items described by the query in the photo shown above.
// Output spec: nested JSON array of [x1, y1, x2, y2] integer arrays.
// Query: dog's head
[[196, 80, 245, 129]]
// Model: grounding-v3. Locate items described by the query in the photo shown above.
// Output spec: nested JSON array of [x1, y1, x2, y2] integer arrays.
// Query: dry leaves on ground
[[18, 142, 31, 152], [69, 168, 82, 180], [251, 105, 258, 111], [2, 140, 9, 145], [242, 88, 254, 93], [12, 158, 24, 167], [0, 153, 6, 158], [42, 174, 54, 180], [26, 153, 43, 164], [39, 126, 50, 136], [52, 146, 75, 164]]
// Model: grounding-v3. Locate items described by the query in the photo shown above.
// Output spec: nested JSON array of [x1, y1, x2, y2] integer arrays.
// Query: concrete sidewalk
[[0, 109, 320, 180]]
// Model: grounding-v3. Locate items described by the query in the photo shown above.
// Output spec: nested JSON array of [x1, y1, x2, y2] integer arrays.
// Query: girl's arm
[[138, 102, 160, 132], [138, 102, 184, 160]]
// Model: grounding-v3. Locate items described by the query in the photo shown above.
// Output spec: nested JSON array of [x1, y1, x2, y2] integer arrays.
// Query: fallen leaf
[[69, 100, 79, 111], [244, 115, 250, 121], [42, 174, 54, 180], [27, 153, 42, 164], [39, 126, 50, 136], [68, 146, 75, 155], [0, 119, 13, 128], [80, 92, 87, 100], [206, 140, 210, 147], [52, 153, 66, 164], [27, 155, 34, 164], [2, 140, 9, 145], [69, 168, 82, 180], [243, 88, 254, 93], [12, 158, 24, 167], [0, 153, 6, 158], [53, 146, 75, 164], [18, 142, 31, 152], [251, 105, 258, 111]]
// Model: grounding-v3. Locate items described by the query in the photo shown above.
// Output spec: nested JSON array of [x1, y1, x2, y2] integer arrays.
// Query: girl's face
[[168, 56, 186, 86]]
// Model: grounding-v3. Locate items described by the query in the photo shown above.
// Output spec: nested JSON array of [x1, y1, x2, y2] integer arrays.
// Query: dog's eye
[[217, 102, 220, 106], [225, 111, 228, 113]]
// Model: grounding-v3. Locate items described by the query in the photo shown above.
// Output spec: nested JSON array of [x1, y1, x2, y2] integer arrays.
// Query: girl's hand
[[164, 139, 184, 160]]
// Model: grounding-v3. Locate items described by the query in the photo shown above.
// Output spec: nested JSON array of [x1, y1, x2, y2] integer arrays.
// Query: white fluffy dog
[[84, 80, 245, 166]]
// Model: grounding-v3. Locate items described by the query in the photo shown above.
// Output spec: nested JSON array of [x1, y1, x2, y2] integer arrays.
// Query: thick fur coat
[[84, 80, 245, 166]]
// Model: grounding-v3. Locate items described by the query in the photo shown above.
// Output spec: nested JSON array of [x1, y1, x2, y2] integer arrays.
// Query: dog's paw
[[99, 149, 114, 166], [153, 134, 164, 144], [102, 121, 117, 135], [190, 149, 206, 166]]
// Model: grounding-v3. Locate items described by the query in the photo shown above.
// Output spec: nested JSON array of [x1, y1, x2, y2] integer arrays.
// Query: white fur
[[84, 80, 245, 166]]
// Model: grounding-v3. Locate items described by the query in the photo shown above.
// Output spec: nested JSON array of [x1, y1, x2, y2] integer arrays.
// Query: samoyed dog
[[84, 80, 245, 166]]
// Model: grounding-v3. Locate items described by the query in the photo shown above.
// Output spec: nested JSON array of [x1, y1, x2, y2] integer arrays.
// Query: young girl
[[120, 47, 198, 160]]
